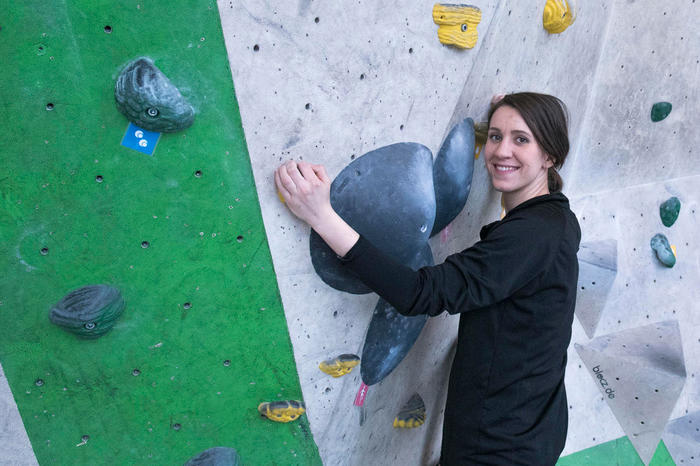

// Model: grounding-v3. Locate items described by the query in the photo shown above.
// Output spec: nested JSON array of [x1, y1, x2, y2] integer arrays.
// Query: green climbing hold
[[650, 102, 672, 122], [659, 196, 681, 227], [49, 285, 126, 338], [650, 234, 675, 268]]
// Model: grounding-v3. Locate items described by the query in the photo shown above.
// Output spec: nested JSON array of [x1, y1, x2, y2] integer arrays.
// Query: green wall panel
[[0, 1, 320, 464], [558, 438, 675, 466]]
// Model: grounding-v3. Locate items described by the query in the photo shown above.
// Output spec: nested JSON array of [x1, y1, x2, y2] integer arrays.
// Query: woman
[[275, 92, 581, 465]]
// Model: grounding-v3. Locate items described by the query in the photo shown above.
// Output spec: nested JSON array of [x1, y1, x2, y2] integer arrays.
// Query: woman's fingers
[[313, 164, 330, 184], [274, 169, 291, 202]]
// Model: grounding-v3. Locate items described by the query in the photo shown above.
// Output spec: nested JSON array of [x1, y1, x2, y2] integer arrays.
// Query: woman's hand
[[274, 161, 333, 229], [275, 161, 359, 257]]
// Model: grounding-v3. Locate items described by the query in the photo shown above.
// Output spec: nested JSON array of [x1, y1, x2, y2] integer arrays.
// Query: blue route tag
[[121, 122, 161, 156]]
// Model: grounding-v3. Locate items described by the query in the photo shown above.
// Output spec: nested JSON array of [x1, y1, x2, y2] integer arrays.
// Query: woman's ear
[[543, 155, 554, 169]]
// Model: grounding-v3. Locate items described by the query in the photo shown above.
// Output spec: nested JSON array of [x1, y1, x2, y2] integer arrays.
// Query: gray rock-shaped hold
[[432, 118, 475, 236], [49, 285, 125, 338], [360, 244, 433, 385], [575, 239, 617, 338], [184, 447, 241, 466], [310, 142, 436, 294], [115, 57, 194, 132], [575, 320, 686, 465]]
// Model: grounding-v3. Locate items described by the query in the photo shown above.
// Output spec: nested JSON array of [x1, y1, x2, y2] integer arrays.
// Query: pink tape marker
[[354, 382, 369, 406], [440, 223, 453, 244]]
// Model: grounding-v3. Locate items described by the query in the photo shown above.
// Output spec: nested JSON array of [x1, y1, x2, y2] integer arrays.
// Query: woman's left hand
[[274, 160, 360, 256], [274, 160, 333, 229]]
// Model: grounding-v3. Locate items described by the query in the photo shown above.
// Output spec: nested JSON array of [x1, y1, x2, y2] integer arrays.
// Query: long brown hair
[[488, 92, 570, 193]]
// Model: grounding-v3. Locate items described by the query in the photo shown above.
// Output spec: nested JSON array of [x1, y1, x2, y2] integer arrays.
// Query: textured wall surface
[[0, 1, 319, 464], [218, 0, 698, 464], [2, 0, 699, 464]]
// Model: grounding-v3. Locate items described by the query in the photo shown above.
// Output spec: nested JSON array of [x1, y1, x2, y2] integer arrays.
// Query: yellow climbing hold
[[543, 0, 576, 34], [258, 400, 306, 423], [671, 245, 677, 258], [432, 4, 482, 49], [393, 393, 426, 428], [277, 189, 286, 204], [319, 353, 360, 378]]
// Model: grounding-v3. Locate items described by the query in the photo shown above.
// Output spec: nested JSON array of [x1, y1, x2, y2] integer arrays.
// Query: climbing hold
[[543, 0, 576, 34], [258, 400, 306, 423], [114, 57, 194, 132], [659, 196, 681, 227], [651, 102, 672, 122], [393, 393, 426, 428], [319, 353, 360, 378], [431, 117, 475, 235], [650, 233, 676, 268], [309, 142, 436, 294], [432, 4, 482, 49], [184, 447, 242, 466], [49, 285, 125, 338]]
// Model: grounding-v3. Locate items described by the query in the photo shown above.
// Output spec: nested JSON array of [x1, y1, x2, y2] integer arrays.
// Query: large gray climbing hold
[[184, 447, 241, 466], [310, 142, 436, 294], [360, 244, 433, 385], [575, 320, 686, 465], [431, 118, 475, 236], [575, 239, 617, 338], [115, 57, 195, 132], [49, 285, 125, 338], [662, 411, 700, 465]]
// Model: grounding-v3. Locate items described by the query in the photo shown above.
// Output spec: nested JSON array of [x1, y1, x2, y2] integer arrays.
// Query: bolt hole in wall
[[45, 103, 54, 111], [141, 241, 149, 249], [103, 25, 111, 33], [194, 170, 202, 178], [236, 235, 243, 243], [40, 247, 49, 255], [95, 175, 103, 183], [183, 302, 192, 310]]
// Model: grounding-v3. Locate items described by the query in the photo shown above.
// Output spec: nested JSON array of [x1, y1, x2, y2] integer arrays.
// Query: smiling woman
[[275, 92, 581, 466]]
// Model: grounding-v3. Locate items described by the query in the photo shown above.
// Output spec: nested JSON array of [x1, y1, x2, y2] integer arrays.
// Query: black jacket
[[341, 192, 581, 465]]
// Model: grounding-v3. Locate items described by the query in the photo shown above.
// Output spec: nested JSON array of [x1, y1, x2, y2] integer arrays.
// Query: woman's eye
[[516, 136, 529, 144], [488, 134, 501, 142]]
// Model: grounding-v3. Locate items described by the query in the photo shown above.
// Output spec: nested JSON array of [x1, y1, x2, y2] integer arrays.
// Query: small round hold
[[314, 17, 320, 23], [132, 369, 141, 376], [95, 175, 103, 183], [40, 247, 49, 255], [223, 359, 231, 367], [83, 322, 96, 330], [46, 103, 54, 111], [35, 379, 44, 387], [146, 107, 159, 117], [141, 241, 149, 249], [461, 24, 468, 31], [81, 435, 90, 442], [104, 25, 112, 33], [253, 44, 259, 52], [172, 423, 182, 431], [194, 170, 202, 178], [305, 103, 311, 110], [183, 302, 192, 310]]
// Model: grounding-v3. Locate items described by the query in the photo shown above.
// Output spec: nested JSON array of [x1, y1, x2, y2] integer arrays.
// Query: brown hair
[[487, 92, 570, 193]]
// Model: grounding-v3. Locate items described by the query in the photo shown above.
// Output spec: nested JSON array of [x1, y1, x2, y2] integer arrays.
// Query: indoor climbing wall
[[2, 0, 699, 465], [0, 1, 319, 464], [217, 0, 697, 465]]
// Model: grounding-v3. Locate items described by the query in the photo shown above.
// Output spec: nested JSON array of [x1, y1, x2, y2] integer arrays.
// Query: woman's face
[[485, 105, 552, 203]]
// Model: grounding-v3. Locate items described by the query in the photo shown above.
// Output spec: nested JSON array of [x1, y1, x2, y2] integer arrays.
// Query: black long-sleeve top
[[341, 192, 581, 465]]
